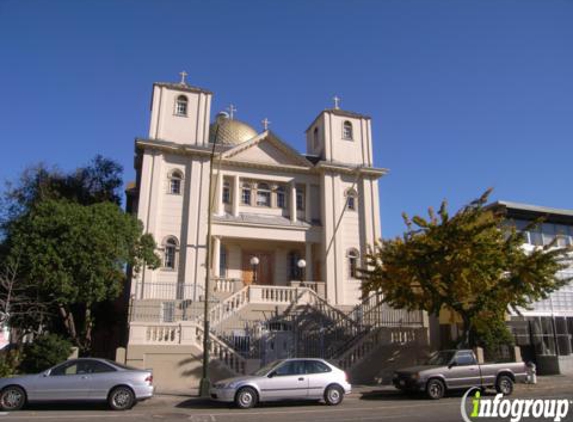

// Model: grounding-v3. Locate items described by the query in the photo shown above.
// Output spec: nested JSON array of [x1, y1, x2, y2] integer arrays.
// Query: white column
[[233, 175, 240, 217], [145, 151, 164, 285], [212, 236, 221, 278], [305, 242, 313, 282], [290, 181, 297, 223], [305, 182, 312, 223], [216, 171, 223, 215]]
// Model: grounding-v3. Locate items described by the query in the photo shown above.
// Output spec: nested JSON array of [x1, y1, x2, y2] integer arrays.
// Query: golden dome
[[209, 112, 258, 145]]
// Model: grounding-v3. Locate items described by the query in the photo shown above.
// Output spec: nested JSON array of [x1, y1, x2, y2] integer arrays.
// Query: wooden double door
[[242, 251, 274, 285]]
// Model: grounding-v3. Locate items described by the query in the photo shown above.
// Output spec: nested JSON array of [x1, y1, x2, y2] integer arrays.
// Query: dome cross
[[227, 104, 238, 120]]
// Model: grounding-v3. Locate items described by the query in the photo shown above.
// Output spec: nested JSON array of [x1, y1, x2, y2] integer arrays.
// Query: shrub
[[0, 348, 22, 378], [19, 334, 73, 374]]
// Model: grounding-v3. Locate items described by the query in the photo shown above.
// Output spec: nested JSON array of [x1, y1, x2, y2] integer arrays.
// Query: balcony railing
[[134, 282, 197, 300], [133, 279, 243, 301]]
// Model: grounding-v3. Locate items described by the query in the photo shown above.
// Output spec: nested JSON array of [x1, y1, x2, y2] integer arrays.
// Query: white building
[[124, 75, 427, 392]]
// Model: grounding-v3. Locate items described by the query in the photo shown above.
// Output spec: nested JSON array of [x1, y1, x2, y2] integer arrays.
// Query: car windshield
[[426, 351, 456, 366], [251, 360, 282, 376]]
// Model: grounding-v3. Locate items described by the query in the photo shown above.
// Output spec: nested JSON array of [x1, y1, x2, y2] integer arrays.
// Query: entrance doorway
[[242, 252, 273, 285]]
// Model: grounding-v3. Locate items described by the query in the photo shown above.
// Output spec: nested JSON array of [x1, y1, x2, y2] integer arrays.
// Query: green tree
[[8, 200, 159, 353], [1, 155, 122, 226], [361, 190, 571, 348]]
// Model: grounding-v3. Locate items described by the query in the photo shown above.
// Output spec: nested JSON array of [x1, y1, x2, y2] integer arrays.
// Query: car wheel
[[496, 375, 514, 396], [0, 386, 26, 411], [324, 385, 344, 406], [235, 387, 257, 409], [426, 379, 445, 400], [108, 386, 135, 411]]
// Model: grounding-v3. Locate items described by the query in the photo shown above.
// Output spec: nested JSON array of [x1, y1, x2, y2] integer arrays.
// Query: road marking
[[176, 402, 439, 418]]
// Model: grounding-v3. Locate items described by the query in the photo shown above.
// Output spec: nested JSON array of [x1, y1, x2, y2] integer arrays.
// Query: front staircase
[[128, 283, 428, 384]]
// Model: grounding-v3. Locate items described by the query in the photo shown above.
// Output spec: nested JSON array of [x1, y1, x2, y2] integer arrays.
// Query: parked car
[[393, 349, 528, 400], [210, 358, 351, 409], [0, 358, 154, 411]]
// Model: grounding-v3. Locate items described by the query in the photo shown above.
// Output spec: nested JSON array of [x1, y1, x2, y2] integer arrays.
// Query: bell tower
[[148, 71, 213, 146], [305, 96, 373, 167]]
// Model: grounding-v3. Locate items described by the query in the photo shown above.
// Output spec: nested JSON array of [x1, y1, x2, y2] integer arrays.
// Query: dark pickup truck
[[393, 349, 528, 399]]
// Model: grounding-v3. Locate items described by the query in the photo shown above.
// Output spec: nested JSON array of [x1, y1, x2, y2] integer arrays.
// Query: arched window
[[256, 182, 271, 207], [276, 186, 286, 209], [347, 249, 359, 279], [342, 121, 353, 140], [241, 182, 252, 205], [313, 127, 319, 150], [222, 180, 231, 204], [220, 246, 228, 278], [345, 189, 358, 211], [163, 237, 179, 270], [175, 95, 188, 116], [168, 170, 183, 195], [287, 251, 302, 281]]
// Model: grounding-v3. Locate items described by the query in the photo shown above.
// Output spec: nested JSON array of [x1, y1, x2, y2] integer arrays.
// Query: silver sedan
[[210, 358, 351, 409], [0, 358, 154, 411]]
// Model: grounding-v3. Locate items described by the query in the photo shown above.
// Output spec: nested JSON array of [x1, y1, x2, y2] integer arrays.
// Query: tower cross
[[227, 104, 237, 120], [333, 95, 341, 110], [179, 71, 188, 85], [262, 118, 271, 131]]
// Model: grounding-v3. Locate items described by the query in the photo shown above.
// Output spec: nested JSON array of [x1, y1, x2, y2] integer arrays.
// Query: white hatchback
[[210, 358, 351, 409]]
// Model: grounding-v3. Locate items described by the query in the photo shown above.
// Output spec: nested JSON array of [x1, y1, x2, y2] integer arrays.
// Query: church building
[[124, 74, 426, 392]]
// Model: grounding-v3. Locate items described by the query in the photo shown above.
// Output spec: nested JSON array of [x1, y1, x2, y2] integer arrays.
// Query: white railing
[[134, 282, 196, 300], [194, 325, 247, 374], [196, 286, 250, 327], [250, 285, 301, 304], [212, 278, 241, 294], [135, 281, 235, 300], [145, 324, 180, 344]]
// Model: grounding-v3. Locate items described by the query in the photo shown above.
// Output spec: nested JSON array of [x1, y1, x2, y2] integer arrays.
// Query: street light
[[297, 259, 306, 283], [250, 256, 260, 284]]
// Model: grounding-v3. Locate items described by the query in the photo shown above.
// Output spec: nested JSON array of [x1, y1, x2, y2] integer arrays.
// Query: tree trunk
[[58, 305, 79, 346], [458, 313, 474, 349], [82, 305, 93, 356]]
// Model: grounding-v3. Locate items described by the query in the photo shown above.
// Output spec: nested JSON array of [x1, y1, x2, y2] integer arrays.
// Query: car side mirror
[[268, 371, 276, 378], [448, 361, 457, 369], [42, 371, 50, 377]]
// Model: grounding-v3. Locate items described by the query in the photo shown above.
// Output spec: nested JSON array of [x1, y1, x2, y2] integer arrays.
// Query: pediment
[[222, 132, 312, 168]]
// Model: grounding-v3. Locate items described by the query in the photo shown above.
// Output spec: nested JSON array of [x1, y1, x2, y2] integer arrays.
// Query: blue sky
[[1, 0, 572, 238]]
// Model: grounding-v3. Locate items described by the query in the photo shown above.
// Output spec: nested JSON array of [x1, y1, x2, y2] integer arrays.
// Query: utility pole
[[199, 126, 220, 397]]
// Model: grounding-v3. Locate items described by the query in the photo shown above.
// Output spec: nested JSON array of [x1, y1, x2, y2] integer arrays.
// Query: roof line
[[490, 200, 573, 218]]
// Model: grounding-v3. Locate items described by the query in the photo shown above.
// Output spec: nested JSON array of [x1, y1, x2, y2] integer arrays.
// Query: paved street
[[0, 377, 571, 422]]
